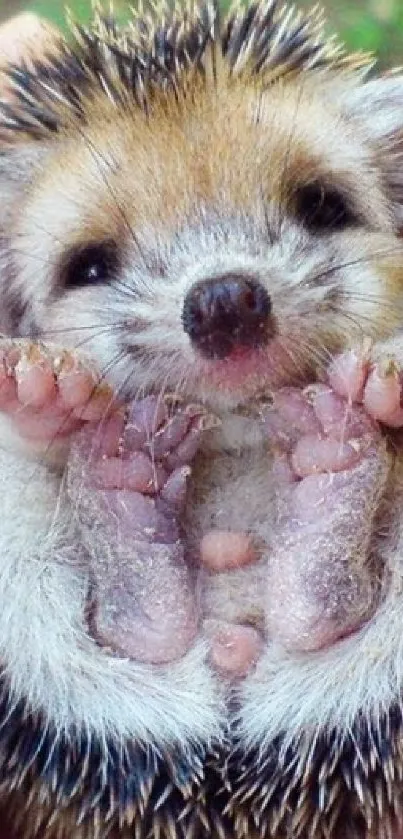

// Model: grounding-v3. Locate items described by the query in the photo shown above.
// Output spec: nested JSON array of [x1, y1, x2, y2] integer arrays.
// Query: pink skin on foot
[[266, 445, 389, 652], [262, 352, 395, 654], [327, 348, 370, 402], [68, 397, 215, 665], [205, 620, 263, 678], [75, 398, 263, 673], [200, 531, 256, 572]]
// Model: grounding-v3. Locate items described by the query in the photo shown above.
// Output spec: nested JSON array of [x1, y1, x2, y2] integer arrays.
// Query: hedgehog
[[1, 1, 403, 837]]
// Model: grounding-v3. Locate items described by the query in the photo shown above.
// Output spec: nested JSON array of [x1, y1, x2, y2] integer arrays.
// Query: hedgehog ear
[[342, 76, 403, 226]]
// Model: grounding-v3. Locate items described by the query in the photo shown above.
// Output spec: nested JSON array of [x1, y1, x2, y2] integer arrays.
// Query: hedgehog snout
[[181, 273, 274, 360]]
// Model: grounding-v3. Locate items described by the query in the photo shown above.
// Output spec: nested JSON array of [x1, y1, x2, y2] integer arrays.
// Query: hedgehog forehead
[[20, 78, 385, 260], [0, 0, 372, 139]]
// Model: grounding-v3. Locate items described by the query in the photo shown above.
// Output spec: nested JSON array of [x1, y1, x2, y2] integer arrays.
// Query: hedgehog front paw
[[0, 338, 116, 447], [67, 396, 214, 664]]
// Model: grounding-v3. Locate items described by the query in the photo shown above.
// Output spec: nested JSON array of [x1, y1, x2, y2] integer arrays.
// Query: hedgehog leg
[[262, 380, 392, 652], [66, 397, 216, 665]]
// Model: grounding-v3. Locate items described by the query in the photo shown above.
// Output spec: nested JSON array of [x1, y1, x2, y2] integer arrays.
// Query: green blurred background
[[0, 0, 402, 69]]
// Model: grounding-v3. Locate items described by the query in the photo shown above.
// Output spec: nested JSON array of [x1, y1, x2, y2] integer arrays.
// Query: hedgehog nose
[[182, 273, 274, 360]]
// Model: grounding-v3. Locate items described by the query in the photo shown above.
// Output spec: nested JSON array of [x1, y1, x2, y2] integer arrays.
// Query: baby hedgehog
[[1, 1, 403, 837]]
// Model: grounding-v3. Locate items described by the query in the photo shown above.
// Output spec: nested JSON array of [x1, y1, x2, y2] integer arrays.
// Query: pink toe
[[308, 384, 376, 439], [72, 384, 116, 421], [200, 531, 256, 572], [0, 369, 17, 408], [328, 350, 369, 402], [87, 412, 126, 457], [292, 434, 364, 477], [16, 354, 56, 408], [146, 413, 190, 459], [165, 422, 207, 469], [307, 385, 350, 436], [160, 466, 191, 510], [89, 451, 166, 492], [206, 620, 262, 678], [125, 396, 168, 438], [363, 364, 403, 427], [58, 369, 97, 409]]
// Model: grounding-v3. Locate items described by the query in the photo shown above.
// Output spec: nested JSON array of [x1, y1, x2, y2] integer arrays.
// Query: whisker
[[343, 291, 403, 315], [97, 349, 129, 388], [292, 335, 334, 368], [308, 245, 403, 287], [329, 305, 393, 337], [277, 339, 307, 379], [111, 278, 139, 300], [71, 327, 128, 354], [19, 321, 130, 340], [275, 334, 319, 380]]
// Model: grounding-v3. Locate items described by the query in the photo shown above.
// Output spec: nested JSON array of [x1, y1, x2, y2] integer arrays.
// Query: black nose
[[182, 273, 274, 360]]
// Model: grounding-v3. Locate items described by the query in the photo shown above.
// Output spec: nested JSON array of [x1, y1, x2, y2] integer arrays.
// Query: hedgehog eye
[[294, 183, 356, 232], [61, 241, 119, 288]]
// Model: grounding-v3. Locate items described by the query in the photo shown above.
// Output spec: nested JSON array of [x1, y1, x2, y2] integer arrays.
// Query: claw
[[376, 357, 400, 379]]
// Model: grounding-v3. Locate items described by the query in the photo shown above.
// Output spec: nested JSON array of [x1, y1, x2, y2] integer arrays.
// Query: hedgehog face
[[7, 78, 403, 411]]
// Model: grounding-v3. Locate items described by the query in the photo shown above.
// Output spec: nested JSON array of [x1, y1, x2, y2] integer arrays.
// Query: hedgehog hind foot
[[66, 396, 214, 664]]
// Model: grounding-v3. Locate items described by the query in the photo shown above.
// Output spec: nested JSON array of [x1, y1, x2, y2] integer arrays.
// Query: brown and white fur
[[1, 2, 403, 837]]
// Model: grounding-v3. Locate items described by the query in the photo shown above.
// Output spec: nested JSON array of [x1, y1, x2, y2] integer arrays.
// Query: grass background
[[0, 0, 402, 69]]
